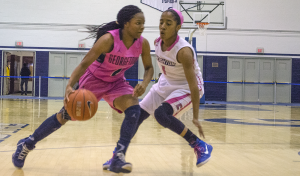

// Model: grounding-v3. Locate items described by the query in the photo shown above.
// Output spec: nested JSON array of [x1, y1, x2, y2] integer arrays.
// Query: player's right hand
[[192, 119, 205, 139], [132, 83, 146, 97], [64, 85, 75, 109]]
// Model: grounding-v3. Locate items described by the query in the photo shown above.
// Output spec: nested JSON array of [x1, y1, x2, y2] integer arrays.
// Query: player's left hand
[[192, 119, 205, 139], [132, 83, 146, 97]]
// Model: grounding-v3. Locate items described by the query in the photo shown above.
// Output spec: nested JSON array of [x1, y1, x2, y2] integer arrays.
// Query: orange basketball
[[66, 89, 98, 121]]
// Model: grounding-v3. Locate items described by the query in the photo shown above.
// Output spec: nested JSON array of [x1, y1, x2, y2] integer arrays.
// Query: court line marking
[[1, 143, 299, 153]]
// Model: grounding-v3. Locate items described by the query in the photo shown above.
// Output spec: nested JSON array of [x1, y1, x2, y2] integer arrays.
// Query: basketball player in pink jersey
[[12, 5, 153, 174], [104, 8, 213, 169]]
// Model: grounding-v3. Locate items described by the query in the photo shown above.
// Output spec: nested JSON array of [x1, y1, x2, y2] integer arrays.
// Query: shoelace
[[194, 146, 205, 159], [18, 144, 30, 160], [104, 153, 115, 164], [104, 158, 113, 164], [116, 153, 126, 163]]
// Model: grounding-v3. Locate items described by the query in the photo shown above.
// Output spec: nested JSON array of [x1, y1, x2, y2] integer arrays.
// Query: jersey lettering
[[162, 66, 167, 75]]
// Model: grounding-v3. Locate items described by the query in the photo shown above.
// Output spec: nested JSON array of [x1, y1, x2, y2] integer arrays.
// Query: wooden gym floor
[[0, 98, 299, 176]]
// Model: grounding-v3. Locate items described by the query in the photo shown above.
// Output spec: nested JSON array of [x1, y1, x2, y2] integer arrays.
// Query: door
[[65, 53, 83, 90], [2, 52, 10, 95], [48, 53, 65, 97], [259, 59, 274, 102], [276, 59, 291, 103], [48, 53, 84, 97], [227, 57, 283, 103], [227, 58, 243, 101], [22, 56, 34, 95], [244, 58, 259, 102], [9, 55, 21, 94]]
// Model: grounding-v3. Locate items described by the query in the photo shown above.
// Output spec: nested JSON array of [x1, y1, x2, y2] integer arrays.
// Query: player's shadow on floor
[[103, 169, 125, 176], [11, 169, 24, 176]]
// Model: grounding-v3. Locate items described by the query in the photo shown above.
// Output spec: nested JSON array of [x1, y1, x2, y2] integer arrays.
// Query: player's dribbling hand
[[132, 83, 146, 97], [192, 119, 205, 139], [64, 85, 75, 109]]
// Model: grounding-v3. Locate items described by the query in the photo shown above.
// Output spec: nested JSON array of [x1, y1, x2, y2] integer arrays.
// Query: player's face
[[124, 12, 145, 38], [159, 12, 180, 40]]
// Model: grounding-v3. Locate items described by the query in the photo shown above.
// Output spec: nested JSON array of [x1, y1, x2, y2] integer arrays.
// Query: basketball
[[66, 89, 98, 121]]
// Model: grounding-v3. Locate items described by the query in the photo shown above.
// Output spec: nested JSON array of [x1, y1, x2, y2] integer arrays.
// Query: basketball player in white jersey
[[103, 8, 212, 169]]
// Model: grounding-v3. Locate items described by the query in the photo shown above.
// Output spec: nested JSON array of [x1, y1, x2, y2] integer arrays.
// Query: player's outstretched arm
[[178, 47, 205, 138]]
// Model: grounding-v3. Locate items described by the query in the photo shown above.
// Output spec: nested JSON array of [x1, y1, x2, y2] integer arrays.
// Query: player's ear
[[124, 21, 130, 29], [176, 24, 181, 33]]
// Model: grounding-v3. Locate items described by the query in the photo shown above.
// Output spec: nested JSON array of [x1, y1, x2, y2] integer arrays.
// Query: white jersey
[[154, 36, 203, 88], [140, 36, 204, 117]]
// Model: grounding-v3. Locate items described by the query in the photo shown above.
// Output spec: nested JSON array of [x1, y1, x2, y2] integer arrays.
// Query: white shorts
[[140, 82, 204, 118]]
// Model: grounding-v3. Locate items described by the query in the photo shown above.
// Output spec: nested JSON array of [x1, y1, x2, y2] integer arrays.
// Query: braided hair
[[164, 9, 181, 25], [85, 5, 142, 43]]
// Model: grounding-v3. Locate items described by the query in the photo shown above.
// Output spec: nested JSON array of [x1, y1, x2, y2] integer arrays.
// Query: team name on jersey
[[157, 55, 176, 66], [108, 54, 139, 66]]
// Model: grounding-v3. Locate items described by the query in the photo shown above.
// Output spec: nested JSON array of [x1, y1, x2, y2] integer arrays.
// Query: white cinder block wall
[[0, 0, 300, 55]]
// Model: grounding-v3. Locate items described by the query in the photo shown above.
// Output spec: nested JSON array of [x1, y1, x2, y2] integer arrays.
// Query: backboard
[[141, 0, 226, 29], [179, 0, 226, 29]]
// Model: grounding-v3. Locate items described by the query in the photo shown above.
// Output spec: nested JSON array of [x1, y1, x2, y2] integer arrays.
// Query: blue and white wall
[[1, 0, 299, 52], [0, 0, 300, 102]]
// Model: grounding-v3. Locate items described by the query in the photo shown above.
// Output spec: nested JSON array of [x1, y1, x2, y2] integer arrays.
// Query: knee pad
[[120, 105, 141, 142], [124, 105, 141, 123], [139, 108, 150, 122], [154, 103, 174, 128]]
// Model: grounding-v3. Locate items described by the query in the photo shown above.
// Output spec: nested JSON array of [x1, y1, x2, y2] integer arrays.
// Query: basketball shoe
[[12, 138, 35, 168], [108, 152, 132, 173], [102, 147, 116, 170], [191, 139, 213, 167]]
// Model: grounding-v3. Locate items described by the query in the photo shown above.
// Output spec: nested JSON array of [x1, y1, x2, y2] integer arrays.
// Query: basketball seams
[[91, 91, 95, 116], [92, 91, 98, 116], [91, 93, 95, 117], [82, 89, 86, 120], [71, 90, 80, 118], [87, 90, 95, 117], [67, 89, 98, 121]]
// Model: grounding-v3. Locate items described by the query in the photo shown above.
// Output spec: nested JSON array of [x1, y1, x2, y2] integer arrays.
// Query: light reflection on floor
[[0, 99, 299, 176]]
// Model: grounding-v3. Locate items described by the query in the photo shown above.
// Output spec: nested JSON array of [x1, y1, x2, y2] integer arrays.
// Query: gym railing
[[0, 76, 299, 103]]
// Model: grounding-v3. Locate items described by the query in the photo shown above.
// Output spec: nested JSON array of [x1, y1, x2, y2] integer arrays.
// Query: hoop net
[[196, 22, 209, 36]]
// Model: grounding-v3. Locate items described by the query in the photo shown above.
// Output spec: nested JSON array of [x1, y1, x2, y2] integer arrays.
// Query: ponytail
[[84, 5, 142, 43], [85, 22, 121, 43]]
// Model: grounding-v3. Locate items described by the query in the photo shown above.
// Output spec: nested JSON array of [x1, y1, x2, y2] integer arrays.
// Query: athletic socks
[[116, 105, 141, 154], [25, 113, 62, 148], [131, 108, 150, 138], [183, 129, 199, 146]]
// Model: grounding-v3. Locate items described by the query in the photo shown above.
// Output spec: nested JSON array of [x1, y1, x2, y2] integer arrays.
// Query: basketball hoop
[[196, 22, 209, 36]]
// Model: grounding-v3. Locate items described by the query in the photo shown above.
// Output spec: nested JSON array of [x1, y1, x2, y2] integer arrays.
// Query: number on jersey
[[111, 69, 122, 76]]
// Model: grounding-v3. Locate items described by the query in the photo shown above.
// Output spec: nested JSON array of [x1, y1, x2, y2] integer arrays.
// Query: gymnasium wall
[[0, 0, 300, 54], [197, 0, 300, 55], [0, 51, 2, 93], [125, 62, 139, 88], [35, 52, 49, 97], [203, 56, 227, 101], [292, 58, 300, 103], [0, 0, 300, 101]]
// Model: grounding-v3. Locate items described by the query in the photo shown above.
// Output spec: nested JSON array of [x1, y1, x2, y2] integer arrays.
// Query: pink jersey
[[88, 29, 143, 82]]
